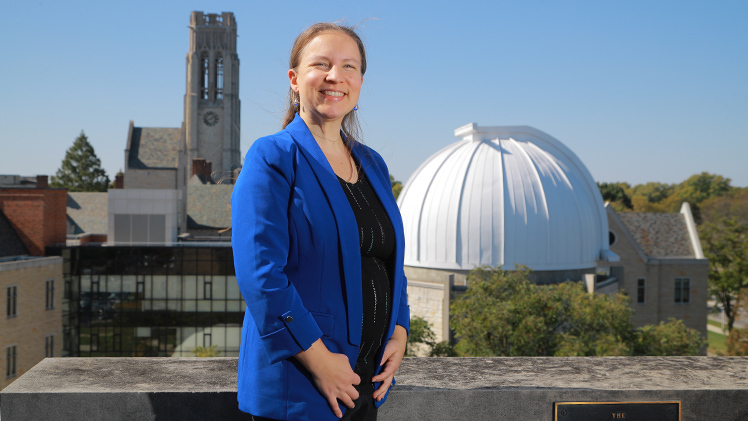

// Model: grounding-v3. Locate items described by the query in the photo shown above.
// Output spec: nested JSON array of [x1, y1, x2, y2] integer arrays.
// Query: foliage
[[597, 182, 632, 210], [633, 318, 705, 356], [191, 344, 221, 357], [51, 131, 110, 192], [726, 328, 748, 356], [406, 316, 456, 357], [450, 266, 704, 357], [699, 217, 748, 332], [700, 188, 748, 226], [629, 182, 673, 204], [390, 174, 403, 200]]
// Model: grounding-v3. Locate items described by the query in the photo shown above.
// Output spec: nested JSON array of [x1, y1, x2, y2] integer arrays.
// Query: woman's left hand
[[371, 324, 408, 401]]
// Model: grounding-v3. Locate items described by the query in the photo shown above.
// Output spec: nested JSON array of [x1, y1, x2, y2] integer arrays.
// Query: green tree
[[597, 182, 633, 210], [699, 217, 748, 332], [450, 266, 704, 356], [390, 174, 403, 200], [630, 182, 673, 204], [50, 131, 110, 192], [406, 316, 457, 357], [633, 318, 705, 356]]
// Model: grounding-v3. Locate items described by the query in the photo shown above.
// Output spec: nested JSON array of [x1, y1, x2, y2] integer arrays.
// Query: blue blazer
[[231, 114, 410, 421]]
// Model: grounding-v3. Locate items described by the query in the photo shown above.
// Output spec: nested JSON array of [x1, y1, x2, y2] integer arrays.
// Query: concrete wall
[[2, 357, 748, 420], [0, 256, 63, 390], [0, 188, 67, 255]]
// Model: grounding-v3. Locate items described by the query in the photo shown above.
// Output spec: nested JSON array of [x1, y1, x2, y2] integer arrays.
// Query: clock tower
[[184, 11, 241, 177]]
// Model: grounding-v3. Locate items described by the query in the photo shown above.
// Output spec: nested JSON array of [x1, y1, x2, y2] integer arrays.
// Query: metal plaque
[[554, 401, 680, 421]]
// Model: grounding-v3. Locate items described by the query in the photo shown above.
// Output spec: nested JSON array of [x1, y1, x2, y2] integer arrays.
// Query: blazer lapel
[[285, 114, 363, 347]]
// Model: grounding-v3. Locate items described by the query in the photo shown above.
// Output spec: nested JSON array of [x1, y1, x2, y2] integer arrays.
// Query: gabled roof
[[127, 126, 182, 169], [67, 192, 108, 235], [187, 175, 233, 229], [0, 209, 28, 257], [617, 212, 694, 257]]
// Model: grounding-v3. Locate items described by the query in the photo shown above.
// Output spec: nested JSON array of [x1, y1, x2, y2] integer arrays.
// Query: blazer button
[[285, 316, 293, 323]]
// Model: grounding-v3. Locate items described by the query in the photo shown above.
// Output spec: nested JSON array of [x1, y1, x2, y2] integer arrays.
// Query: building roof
[[0, 209, 28, 257], [187, 175, 233, 229], [617, 212, 695, 257], [67, 192, 108, 235], [397, 124, 616, 271], [127, 127, 182, 169]]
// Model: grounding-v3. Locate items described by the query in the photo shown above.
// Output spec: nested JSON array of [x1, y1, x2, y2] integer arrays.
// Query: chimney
[[36, 175, 49, 189], [114, 173, 124, 189], [192, 159, 212, 183]]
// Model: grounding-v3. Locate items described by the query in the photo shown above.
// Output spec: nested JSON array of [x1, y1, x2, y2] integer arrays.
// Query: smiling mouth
[[322, 90, 345, 97]]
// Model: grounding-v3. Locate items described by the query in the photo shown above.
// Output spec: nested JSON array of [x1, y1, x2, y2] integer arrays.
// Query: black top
[[338, 171, 395, 395]]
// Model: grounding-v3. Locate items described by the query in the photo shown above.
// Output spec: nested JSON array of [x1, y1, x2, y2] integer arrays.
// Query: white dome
[[397, 123, 617, 271]]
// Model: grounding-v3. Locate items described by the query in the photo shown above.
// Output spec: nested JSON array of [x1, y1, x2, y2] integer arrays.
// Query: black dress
[[338, 170, 395, 396]]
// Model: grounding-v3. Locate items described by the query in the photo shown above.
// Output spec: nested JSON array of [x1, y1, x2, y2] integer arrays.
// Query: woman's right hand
[[295, 339, 360, 418]]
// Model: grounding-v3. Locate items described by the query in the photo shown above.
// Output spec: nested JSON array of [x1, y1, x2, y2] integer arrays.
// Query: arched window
[[200, 52, 210, 100], [215, 54, 224, 100]]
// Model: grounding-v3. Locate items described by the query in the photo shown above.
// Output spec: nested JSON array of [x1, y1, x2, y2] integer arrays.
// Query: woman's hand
[[371, 325, 407, 401], [295, 339, 360, 418]]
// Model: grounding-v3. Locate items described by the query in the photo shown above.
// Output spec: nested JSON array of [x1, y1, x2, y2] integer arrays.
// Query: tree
[[699, 217, 748, 332], [450, 266, 704, 356], [50, 131, 110, 192], [390, 174, 403, 200], [406, 316, 457, 357], [633, 318, 704, 356], [597, 182, 633, 210]]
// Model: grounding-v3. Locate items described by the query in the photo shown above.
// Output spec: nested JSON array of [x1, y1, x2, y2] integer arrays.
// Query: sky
[[1, 0, 747, 188]]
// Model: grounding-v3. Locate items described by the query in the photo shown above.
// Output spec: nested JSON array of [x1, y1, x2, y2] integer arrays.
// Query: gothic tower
[[184, 12, 241, 177]]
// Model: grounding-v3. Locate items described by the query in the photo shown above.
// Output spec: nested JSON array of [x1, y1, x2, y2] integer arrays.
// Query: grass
[[708, 330, 728, 355]]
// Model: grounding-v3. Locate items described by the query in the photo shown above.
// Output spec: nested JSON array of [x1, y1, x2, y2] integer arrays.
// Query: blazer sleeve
[[232, 136, 322, 365]]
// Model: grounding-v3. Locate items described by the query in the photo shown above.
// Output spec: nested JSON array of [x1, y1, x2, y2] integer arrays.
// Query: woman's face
[[289, 31, 363, 127]]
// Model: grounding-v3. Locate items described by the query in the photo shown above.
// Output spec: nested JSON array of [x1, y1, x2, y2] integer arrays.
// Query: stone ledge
[[2, 357, 748, 420]]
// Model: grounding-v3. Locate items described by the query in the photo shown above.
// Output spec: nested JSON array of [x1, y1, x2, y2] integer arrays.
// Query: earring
[[353, 104, 359, 111]]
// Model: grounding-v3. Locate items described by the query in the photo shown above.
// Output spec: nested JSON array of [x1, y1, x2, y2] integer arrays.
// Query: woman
[[231, 23, 409, 421]]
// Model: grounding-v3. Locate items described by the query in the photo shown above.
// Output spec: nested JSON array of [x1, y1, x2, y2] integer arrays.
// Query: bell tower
[[184, 12, 241, 178]]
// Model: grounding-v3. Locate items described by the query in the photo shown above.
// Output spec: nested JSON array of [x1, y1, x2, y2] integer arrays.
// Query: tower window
[[215, 55, 224, 100], [201, 52, 210, 100]]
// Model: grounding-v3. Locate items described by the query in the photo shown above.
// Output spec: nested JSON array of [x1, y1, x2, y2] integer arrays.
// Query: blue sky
[[1, 0, 746, 187]]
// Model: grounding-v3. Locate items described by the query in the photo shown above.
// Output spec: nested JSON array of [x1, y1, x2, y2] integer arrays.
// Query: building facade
[[1, 257, 63, 390], [51, 245, 243, 358]]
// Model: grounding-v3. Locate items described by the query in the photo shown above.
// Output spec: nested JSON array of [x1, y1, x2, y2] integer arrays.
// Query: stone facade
[[184, 12, 241, 175], [605, 204, 708, 338], [0, 256, 63, 390]]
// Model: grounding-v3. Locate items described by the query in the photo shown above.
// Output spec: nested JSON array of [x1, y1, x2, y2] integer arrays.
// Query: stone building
[[397, 123, 707, 344], [604, 203, 708, 337], [0, 178, 64, 390]]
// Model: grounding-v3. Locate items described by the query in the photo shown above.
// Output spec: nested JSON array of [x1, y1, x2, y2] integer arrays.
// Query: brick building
[[0, 176, 67, 256]]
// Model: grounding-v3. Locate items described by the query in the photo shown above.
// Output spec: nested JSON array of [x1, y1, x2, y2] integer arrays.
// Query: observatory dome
[[397, 123, 618, 272]]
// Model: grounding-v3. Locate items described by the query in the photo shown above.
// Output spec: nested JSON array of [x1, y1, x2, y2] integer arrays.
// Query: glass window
[[675, 278, 690, 304], [201, 52, 210, 100], [6, 345, 17, 378], [636, 278, 645, 304], [215, 55, 224, 100], [46, 334, 55, 357], [91, 333, 99, 352], [46, 279, 55, 310], [6, 285, 17, 318]]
